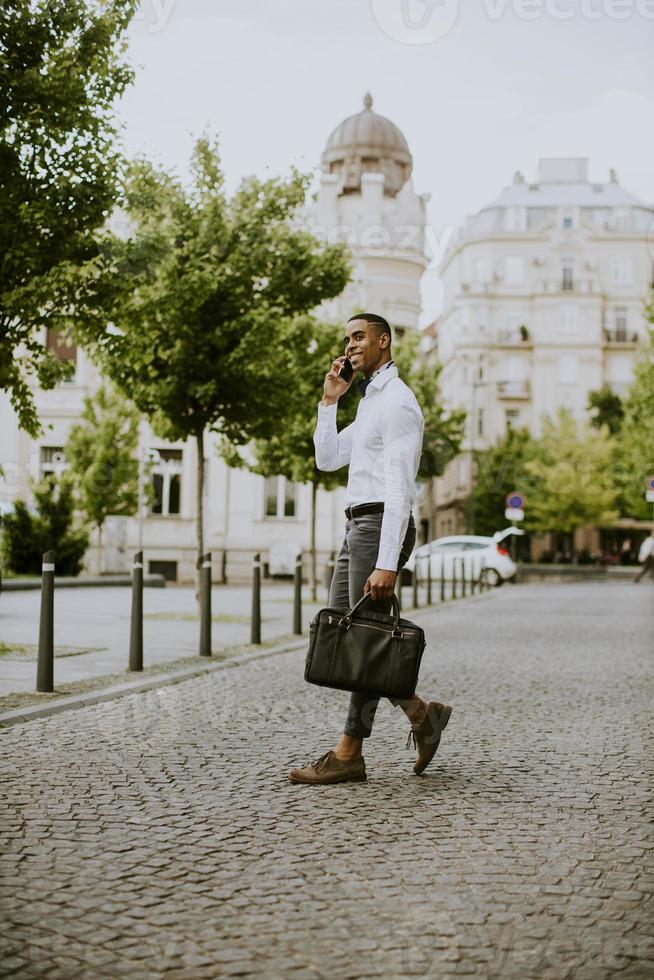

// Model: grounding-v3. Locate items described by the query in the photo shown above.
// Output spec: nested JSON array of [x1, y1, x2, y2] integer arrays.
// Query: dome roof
[[321, 94, 413, 197]]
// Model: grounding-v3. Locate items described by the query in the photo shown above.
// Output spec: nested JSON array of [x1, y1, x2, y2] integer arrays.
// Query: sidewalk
[[0, 582, 325, 698]]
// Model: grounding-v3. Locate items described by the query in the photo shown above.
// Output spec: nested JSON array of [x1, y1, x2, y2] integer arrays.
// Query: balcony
[[539, 278, 597, 294], [497, 380, 530, 399], [496, 327, 531, 346], [603, 329, 639, 347]]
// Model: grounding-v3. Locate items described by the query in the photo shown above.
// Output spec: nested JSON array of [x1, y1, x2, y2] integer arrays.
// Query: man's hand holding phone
[[322, 357, 354, 406]]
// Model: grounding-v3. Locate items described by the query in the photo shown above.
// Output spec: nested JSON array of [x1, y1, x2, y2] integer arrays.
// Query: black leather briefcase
[[304, 593, 426, 701]]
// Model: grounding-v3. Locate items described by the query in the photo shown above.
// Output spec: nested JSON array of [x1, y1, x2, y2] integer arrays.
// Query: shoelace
[[311, 751, 332, 771]]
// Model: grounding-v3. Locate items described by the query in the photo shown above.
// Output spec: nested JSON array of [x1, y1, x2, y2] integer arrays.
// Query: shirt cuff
[[317, 401, 338, 419], [375, 545, 402, 573]]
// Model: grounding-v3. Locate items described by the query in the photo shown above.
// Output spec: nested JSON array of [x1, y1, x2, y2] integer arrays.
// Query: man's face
[[343, 319, 390, 375]]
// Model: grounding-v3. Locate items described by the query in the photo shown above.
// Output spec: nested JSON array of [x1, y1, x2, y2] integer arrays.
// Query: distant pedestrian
[[620, 538, 633, 566], [634, 533, 654, 583], [289, 314, 452, 785]]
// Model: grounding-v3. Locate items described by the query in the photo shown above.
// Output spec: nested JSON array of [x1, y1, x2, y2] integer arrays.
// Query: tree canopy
[[76, 137, 351, 563], [0, 0, 137, 435], [524, 409, 618, 536], [65, 383, 140, 536]]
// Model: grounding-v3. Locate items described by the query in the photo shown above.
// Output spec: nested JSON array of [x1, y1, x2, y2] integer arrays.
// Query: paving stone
[[0, 582, 652, 979]]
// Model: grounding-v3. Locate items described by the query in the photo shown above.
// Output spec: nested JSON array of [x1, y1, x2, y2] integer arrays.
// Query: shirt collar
[[365, 360, 397, 395]]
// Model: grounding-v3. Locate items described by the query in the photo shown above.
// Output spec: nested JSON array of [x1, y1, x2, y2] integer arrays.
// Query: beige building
[[429, 157, 654, 544], [0, 95, 428, 582]]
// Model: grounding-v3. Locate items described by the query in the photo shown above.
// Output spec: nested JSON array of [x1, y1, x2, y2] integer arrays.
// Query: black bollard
[[471, 557, 477, 595], [36, 550, 55, 692], [426, 553, 432, 606], [199, 552, 212, 657], [452, 557, 458, 600], [221, 549, 228, 585], [461, 557, 467, 598], [129, 551, 144, 671], [293, 552, 302, 635], [440, 557, 445, 603], [412, 561, 419, 609], [250, 552, 261, 645]]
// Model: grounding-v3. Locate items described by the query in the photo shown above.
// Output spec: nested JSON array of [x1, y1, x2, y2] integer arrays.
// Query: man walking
[[635, 532, 654, 583], [289, 313, 452, 785]]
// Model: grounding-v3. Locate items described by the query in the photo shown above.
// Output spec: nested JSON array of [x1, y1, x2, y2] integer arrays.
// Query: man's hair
[[348, 312, 392, 342]]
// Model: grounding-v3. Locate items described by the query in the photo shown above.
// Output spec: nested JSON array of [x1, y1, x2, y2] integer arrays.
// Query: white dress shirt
[[314, 363, 424, 571]]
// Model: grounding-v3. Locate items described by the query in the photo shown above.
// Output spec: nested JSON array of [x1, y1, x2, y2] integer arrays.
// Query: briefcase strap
[[337, 592, 402, 639]]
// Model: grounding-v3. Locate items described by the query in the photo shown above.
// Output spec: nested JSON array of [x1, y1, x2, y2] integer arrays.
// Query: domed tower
[[322, 92, 413, 198], [307, 94, 428, 333]]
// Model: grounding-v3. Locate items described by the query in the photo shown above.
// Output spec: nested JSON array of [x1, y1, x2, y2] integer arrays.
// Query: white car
[[404, 528, 524, 587]]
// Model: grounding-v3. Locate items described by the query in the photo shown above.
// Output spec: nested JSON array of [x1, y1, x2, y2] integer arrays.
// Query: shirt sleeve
[[313, 402, 354, 472], [376, 398, 424, 572]]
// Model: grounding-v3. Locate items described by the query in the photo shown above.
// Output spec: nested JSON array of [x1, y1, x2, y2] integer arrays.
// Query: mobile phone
[[338, 357, 354, 383]]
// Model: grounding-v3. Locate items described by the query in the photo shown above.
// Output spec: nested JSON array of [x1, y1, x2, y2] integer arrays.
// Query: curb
[[0, 639, 307, 729]]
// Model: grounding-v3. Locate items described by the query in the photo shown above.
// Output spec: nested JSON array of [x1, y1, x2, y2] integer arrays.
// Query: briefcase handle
[[338, 591, 402, 637]]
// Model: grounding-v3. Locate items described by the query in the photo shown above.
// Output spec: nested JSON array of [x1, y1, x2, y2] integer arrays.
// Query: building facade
[[429, 157, 654, 545], [0, 95, 427, 582]]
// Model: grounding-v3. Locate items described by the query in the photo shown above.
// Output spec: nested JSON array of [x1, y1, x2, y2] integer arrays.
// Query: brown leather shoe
[[407, 701, 452, 776], [289, 751, 367, 785]]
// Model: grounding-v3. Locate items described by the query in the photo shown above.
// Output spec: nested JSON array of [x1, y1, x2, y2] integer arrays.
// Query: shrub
[[1, 475, 89, 576]]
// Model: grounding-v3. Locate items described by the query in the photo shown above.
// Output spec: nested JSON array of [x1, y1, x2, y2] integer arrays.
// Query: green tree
[[223, 324, 464, 599], [587, 386, 624, 435], [524, 409, 618, 553], [0, 0, 137, 435], [77, 138, 351, 571], [462, 427, 536, 538], [65, 384, 140, 570], [617, 320, 654, 519], [1, 474, 89, 576]]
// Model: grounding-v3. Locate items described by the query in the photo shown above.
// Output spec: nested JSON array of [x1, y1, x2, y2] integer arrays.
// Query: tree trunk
[[97, 523, 103, 575], [310, 480, 318, 602], [195, 430, 205, 600]]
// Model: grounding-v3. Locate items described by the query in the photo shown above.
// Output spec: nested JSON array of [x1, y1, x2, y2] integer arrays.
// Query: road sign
[[505, 507, 524, 522], [506, 492, 525, 509]]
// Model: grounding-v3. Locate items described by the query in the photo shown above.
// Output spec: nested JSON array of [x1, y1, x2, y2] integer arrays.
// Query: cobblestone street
[[1, 581, 652, 979]]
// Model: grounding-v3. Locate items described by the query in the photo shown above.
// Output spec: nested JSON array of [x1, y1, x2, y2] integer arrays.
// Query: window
[[457, 458, 469, 486], [150, 449, 183, 516], [560, 305, 578, 333], [505, 207, 527, 231], [47, 328, 77, 382], [40, 446, 66, 481], [148, 560, 178, 582], [505, 257, 523, 285], [477, 408, 484, 437], [473, 257, 489, 283], [561, 259, 574, 291], [562, 211, 575, 229], [505, 409, 520, 430], [614, 307, 628, 341], [264, 476, 296, 519], [611, 259, 631, 286], [558, 355, 578, 384]]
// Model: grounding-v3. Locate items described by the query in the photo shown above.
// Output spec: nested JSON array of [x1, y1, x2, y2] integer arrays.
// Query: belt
[[344, 502, 385, 520]]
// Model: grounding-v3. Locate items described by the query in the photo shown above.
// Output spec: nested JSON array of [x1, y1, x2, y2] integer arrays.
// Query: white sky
[[119, 0, 654, 323]]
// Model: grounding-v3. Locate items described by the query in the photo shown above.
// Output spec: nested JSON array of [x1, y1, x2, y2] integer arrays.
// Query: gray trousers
[[329, 511, 417, 739]]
